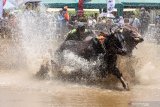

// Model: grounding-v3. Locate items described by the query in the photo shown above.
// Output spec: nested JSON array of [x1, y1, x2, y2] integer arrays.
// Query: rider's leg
[[111, 66, 129, 90], [107, 55, 129, 89]]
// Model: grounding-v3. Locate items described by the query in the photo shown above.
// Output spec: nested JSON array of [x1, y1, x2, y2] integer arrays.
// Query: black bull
[[37, 25, 143, 90], [57, 35, 126, 78], [58, 24, 144, 57]]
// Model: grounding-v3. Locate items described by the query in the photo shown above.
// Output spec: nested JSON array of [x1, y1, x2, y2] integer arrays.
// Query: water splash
[[13, 9, 63, 73], [133, 37, 160, 86]]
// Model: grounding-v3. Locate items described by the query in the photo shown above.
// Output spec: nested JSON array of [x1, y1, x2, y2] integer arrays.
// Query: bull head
[[123, 24, 144, 44], [129, 30, 144, 43]]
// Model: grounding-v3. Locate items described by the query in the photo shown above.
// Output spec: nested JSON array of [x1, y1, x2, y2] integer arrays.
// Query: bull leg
[[51, 60, 60, 72], [36, 64, 49, 79], [119, 76, 129, 90], [111, 66, 129, 90]]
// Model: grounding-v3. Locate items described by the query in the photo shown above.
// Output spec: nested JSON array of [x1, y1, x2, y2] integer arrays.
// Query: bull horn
[[134, 37, 144, 42]]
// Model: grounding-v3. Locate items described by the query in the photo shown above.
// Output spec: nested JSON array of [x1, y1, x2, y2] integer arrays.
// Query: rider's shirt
[[92, 33, 125, 56], [92, 37, 106, 55], [65, 29, 93, 41]]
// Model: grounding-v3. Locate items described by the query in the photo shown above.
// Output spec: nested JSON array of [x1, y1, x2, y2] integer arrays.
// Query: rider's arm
[[65, 29, 76, 41]]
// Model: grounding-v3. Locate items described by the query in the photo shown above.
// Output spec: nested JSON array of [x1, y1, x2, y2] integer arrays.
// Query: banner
[[107, 0, 115, 13], [3, 0, 6, 6], [0, 0, 3, 18]]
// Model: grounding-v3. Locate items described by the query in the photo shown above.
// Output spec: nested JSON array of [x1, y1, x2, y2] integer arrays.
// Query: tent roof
[[83, 0, 122, 9], [3, 0, 17, 9], [42, 0, 122, 8], [121, 0, 160, 4], [42, 0, 77, 4], [121, 0, 160, 8], [42, 0, 160, 8], [42, 0, 78, 8]]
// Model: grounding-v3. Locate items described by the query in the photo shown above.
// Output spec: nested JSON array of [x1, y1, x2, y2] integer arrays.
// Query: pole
[[78, 0, 84, 16], [117, 3, 124, 16], [0, 0, 3, 18]]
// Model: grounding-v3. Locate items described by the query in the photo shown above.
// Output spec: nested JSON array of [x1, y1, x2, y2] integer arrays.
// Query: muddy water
[[0, 72, 131, 107], [1, 11, 160, 107], [0, 41, 160, 107]]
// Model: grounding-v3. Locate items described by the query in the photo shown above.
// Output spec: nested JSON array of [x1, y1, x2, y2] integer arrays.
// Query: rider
[[65, 22, 93, 41], [92, 29, 128, 89]]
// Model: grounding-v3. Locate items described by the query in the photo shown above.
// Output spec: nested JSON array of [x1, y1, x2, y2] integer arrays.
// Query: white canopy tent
[[18, 0, 41, 6], [3, 0, 17, 9]]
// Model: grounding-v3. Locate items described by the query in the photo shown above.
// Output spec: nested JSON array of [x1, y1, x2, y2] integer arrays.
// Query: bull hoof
[[123, 82, 130, 91], [120, 77, 130, 91]]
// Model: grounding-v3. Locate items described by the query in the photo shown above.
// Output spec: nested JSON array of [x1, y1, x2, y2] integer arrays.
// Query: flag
[[0, 0, 3, 18]]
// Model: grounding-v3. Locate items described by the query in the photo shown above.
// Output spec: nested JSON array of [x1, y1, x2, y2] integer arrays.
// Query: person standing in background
[[58, 6, 70, 33], [139, 7, 150, 36], [62, 6, 70, 22], [155, 15, 160, 27], [129, 14, 141, 31]]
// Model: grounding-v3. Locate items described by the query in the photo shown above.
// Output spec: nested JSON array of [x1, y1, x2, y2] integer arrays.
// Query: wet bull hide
[[57, 24, 143, 59], [37, 25, 143, 89], [121, 24, 144, 55], [54, 34, 129, 89]]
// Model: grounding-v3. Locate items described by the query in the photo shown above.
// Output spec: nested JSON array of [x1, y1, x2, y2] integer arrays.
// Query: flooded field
[[0, 39, 160, 107], [0, 10, 160, 107]]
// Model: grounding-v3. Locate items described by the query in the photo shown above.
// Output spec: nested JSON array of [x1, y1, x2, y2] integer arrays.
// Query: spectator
[[124, 18, 129, 24], [98, 8, 108, 18], [155, 15, 160, 27], [129, 14, 141, 31], [117, 16, 124, 27], [139, 7, 150, 35], [87, 16, 97, 29], [94, 13, 98, 21], [62, 6, 70, 22]]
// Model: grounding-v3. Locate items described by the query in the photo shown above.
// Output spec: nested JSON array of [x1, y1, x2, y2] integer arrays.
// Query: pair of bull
[[37, 24, 143, 90]]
